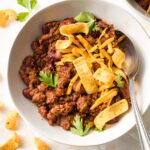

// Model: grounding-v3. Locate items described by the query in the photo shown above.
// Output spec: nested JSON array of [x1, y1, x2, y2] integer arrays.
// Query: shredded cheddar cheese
[[99, 27, 108, 39], [54, 21, 128, 129], [66, 74, 78, 95], [99, 37, 114, 49], [76, 34, 92, 51], [90, 88, 118, 110]]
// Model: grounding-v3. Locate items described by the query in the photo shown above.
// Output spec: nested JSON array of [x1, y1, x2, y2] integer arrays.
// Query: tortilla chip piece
[[1, 9, 17, 21], [90, 88, 118, 110], [5, 110, 19, 130], [0, 101, 5, 110], [112, 48, 125, 69], [107, 43, 114, 54], [0, 9, 17, 27], [94, 99, 129, 130], [60, 22, 89, 35], [55, 39, 72, 50], [0, 12, 9, 27], [93, 67, 117, 85], [113, 67, 128, 83], [99, 83, 115, 92], [0, 132, 21, 150], [56, 23, 89, 49], [35, 138, 49, 150], [73, 57, 98, 94]]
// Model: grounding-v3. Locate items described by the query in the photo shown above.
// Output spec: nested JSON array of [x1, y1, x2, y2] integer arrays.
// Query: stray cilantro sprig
[[17, 12, 29, 22], [17, 0, 29, 9], [30, 0, 37, 9], [116, 73, 124, 88], [71, 115, 93, 136], [39, 71, 59, 88], [75, 11, 100, 32], [17, 0, 37, 22]]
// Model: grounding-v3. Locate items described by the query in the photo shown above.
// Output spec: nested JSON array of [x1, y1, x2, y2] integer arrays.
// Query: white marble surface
[[0, 0, 150, 149]]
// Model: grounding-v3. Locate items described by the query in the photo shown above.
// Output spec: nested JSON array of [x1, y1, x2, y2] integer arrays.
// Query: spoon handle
[[129, 79, 150, 150]]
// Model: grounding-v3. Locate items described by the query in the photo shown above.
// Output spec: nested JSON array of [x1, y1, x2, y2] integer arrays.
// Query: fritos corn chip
[[35, 138, 49, 150], [0, 101, 5, 110], [5, 110, 19, 130], [94, 99, 129, 130], [0, 132, 21, 150], [0, 9, 17, 27]]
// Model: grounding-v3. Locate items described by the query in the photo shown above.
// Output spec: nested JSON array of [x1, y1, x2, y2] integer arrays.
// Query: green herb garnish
[[75, 11, 100, 32], [71, 115, 92, 136], [17, 0, 37, 22], [116, 73, 124, 88], [17, 12, 29, 22], [17, 0, 29, 9], [30, 0, 37, 9], [39, 71, 59, 88]]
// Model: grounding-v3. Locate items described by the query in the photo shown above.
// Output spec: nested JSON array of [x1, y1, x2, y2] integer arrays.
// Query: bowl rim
[[7, 0, 150, 146], [126, 0, 150, 22]]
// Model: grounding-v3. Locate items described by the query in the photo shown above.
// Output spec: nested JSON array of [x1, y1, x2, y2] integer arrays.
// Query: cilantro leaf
[[71, 115, 84, 136], [75, 11, 94, 22], [92, 22, 100, 31], [88, 20, 95, 32], [83, 122, 93, 135], [17, 12, 29, 22], [17, 0, 29, 9], [54, 74, 59, 87], [30, 0, 37, 9], [75, 11, 100, 32], [71, 115, 92, 136], [116, 73, 124, 88], [39, 71, 59, 88]]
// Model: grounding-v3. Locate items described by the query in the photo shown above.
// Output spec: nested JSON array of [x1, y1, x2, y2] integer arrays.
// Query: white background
[[0, 0, 150, 149]]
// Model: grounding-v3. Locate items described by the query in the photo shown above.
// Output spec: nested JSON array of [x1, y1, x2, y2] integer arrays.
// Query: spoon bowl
[[116, 30, 139, 78], [117, 30, 150, 150]]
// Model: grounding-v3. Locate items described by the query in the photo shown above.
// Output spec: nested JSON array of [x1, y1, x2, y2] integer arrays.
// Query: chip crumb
[[0, 9, 17, 27], [0, 132, 21, 150], [0, 101, 5, 110], [1, 9, 17, 21], [0, 12, 9, 27], [35, 137, 49, 150], [5, 110, 19, 130]]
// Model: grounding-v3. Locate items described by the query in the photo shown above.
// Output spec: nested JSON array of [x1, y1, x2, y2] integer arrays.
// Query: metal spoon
[[117, 30, 150, 150]]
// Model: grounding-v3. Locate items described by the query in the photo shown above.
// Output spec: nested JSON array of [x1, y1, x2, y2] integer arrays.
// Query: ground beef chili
[[19, 17, 131, 131]]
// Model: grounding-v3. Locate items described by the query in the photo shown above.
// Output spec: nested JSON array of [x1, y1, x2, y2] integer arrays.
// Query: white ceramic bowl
[[8, 0, 150, 146], [127, 0, 150, 22]]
